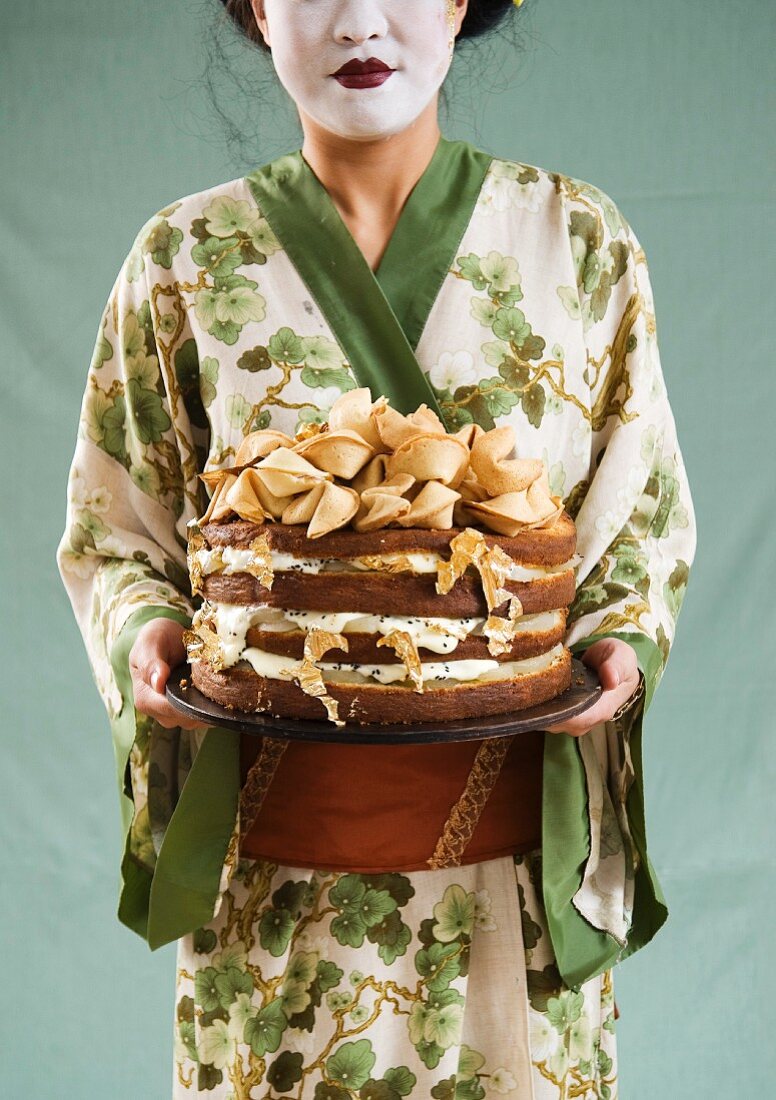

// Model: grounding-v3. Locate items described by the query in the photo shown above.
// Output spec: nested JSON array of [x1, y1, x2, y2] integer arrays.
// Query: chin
[[314, 101, 433, 143]]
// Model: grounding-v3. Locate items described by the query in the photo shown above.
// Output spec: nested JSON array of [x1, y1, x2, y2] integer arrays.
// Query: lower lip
[[333, 71, 394, 89]]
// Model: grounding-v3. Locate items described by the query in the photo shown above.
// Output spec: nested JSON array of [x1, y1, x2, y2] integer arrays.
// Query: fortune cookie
[[223, 468, 268, 524], [454, 423, 485, 450], [470, 426, 544, 496], [466, 485, 561, 536], [350, 454, 389, 494], [353, 473, 414, 532], [294, 428, 374, 480], [372, 403, 444, 450], [201, 471, 238, 523], [234, 429, 294, 466], [254, 447, 332, 497], [327, 388, 386, 451], [281, 482, 327, 526], [308, 482, 361, 538], [386, 433, 470, 487], [397, 481, 460, 530]]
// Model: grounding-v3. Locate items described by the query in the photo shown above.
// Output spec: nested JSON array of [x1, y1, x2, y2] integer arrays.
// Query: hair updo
[[220, 0, 521, 52]]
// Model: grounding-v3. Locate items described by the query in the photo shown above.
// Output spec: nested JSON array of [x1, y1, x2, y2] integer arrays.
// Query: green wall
[[3, 1, 772, 1094]]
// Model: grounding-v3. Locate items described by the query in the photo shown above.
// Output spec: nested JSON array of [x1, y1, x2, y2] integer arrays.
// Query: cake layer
[[191, 544, 577, 582], [242, 617, 566, 663], [201, 567, 575, 617], [200, 513, 576, 567], [190, 646, 572, 724]]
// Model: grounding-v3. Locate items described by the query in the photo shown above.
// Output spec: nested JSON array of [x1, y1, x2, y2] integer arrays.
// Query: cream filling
[[237, 641, 566, 688], [192, 546, 580, 581], [197, 602, 565, 668]]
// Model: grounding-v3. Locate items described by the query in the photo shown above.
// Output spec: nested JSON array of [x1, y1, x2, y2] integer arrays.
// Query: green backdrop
[[3, 0, 773, 1095]]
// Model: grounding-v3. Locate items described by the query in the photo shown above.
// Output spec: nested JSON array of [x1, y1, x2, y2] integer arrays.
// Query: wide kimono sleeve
[[56, 218, 240, 949], [541, 182, 697, 989]]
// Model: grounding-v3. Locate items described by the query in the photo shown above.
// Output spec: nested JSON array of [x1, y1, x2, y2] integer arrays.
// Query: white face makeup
[[258, 0, 457, 140]]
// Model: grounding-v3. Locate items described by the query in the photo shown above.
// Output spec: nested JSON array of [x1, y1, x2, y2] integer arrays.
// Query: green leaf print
[[203, 195, 258, 238], [362, 873, 416, 907], [313, 1085, 350, 1100], [126, 378, 171, 444], [455, 1078, 486, 1100], [368, 909, 413, 965], [99, 392, 127, 461], [664, 560, 689, 620], [300, 365, 356, 392], [456, 252, 488, 291], [145, 220, 183, 269], [526, 962, 563, 1012], [326, 1038, 376, 1091], [267, 1050, 304, 1093], [191, 236, 243, 279], [359, 1080, 401, 1100], [195, 967, 223, 1014], [492, 307, 531, 345], [174, 338, 209, 431], [546, 989, 585, 1032], [415, 942, 461, 992], [214, 966, 253, 1011], [520, 382, 546, 428], [430, 1076, 456, 1099], [300, 334, 344, 371], [197, 1063, 223, 1091], [258, 906, 295, 955], [237, 345, 272, 372], [382, 1066, 417, 1096], [194, 274, 266, 345], [244, 999, 287, 1056], [517, 884, 542, 951], [432, 884, 475, 941], [316, 958, 344, 992], [267, 326, 305, 363], [272, 879, 313, 917]]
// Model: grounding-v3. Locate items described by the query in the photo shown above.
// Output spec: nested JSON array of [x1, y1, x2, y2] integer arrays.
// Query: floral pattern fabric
[[56, 142, 695, 1097], [173, 850, 617, 1099]]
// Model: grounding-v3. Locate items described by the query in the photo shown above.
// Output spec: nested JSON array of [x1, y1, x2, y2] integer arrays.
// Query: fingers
[[129, 620, 210, 731], [544, 639, 640, 737]]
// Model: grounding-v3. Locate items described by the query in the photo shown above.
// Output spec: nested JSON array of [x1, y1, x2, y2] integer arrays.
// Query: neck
[[298, 103, 443, 222]]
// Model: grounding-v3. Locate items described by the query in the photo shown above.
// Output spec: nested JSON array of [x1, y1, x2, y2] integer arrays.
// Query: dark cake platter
[[166, 658, 601, 746]]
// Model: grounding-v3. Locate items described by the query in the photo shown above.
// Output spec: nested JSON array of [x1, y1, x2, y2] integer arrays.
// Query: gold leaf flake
[[186, 528, 225, 596], [436, 527, 485, 595], [483, 595, 524, 656], [289, 627, 349, 726], [377, 630, 424, 692], [245, 532, 274, 589], [183, 621, 227, 672], [476, 543, 514, 611], [353, 553, 417, 574]]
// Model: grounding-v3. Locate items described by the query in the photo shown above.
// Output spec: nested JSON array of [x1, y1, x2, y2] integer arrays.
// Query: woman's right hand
[[129, 618, 210, 731]]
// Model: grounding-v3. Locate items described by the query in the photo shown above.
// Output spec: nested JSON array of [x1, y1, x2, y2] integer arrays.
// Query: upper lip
[[333, 57, 394, 76]]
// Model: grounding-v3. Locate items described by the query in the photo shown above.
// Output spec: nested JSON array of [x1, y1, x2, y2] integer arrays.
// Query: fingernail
[[151, 666, 162, 692]]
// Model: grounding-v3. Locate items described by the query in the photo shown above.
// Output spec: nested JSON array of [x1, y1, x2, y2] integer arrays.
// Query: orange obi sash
[[238, 730, 544, 873]]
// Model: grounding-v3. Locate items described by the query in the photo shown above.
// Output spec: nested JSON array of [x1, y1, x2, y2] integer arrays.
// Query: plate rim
[[165, 658, 601, 745]]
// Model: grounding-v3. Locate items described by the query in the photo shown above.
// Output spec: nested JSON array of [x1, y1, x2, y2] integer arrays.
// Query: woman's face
[[252, 0, 468, 141]]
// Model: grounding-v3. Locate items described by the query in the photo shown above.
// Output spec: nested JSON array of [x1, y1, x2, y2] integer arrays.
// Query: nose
[[333, 1, 388, 45]]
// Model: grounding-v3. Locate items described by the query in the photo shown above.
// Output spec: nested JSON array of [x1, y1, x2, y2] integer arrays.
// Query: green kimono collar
[[245, 134, 493, 419]]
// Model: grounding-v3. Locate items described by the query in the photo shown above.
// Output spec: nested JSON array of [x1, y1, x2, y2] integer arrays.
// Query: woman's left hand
[[544, 638, 641, 737]]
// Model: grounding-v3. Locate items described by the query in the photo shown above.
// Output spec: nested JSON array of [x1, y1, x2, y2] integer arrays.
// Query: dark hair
[[220, 0, 521, 52]]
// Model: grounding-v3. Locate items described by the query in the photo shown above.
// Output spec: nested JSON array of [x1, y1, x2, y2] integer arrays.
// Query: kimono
[[57, 134, 696, 1097]]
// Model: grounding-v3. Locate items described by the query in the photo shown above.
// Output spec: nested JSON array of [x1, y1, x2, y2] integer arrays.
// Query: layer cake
[[183, 391, 577, 726]]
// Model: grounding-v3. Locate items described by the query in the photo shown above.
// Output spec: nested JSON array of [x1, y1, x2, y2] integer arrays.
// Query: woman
[[57, 0, 696, 1095]]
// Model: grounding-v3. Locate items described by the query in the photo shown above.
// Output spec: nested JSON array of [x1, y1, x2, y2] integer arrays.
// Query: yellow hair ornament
[[513, 0, 524, 6]]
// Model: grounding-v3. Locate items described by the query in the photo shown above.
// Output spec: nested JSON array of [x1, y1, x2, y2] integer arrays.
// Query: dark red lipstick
[[332, 57, 395, 89]]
